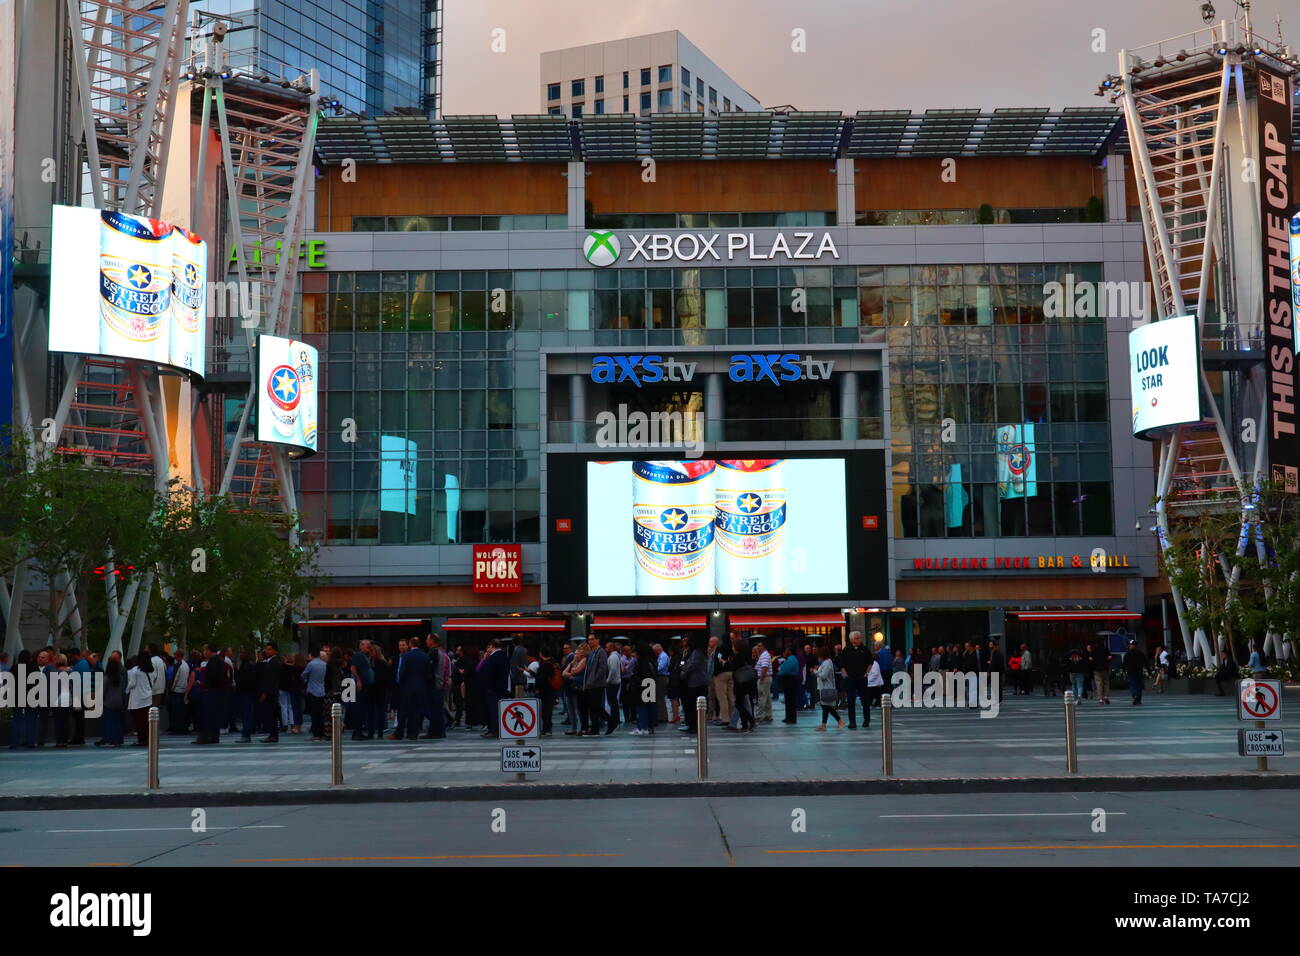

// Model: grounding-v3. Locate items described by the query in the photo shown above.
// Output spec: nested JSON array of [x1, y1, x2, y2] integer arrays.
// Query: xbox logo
[[583, 230, 620, 267]]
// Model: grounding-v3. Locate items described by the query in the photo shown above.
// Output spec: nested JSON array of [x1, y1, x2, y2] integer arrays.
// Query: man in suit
[[424, 633, 450, 739], [258, 642, 283, 743], [391, 640, 430, 740], [481, 640, 511, 738], [986, 640, 1005, 700]]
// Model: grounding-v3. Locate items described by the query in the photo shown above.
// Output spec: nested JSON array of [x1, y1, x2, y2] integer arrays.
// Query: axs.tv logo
[[590, 353, 834, 387]]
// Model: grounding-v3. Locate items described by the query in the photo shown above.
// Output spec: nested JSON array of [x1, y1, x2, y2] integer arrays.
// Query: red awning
[[729, 613, 846, 628], [1011, 611, 1142, 621], [592, 614, 708, 630], [442, 617, 567, 631], [300, 619, 426, 627]]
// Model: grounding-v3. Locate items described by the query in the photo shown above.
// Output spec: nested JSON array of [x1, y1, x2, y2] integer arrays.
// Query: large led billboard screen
[[545, 450, 888, 606], [1129, 314, 1202, 439], [256, 334, 318, 454], [47, 204, 207, 377]]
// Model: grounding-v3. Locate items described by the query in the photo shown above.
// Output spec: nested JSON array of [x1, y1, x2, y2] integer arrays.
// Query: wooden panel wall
[[316, 163, 568, 231], [856, 156, 1104, 210], [584, 159, 837, 213]]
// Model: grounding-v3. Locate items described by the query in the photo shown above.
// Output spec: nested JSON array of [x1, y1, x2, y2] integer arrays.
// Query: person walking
[[233, 649, 258, 742], [654, 643, 670, 724], [562, 642, 589, 736], [1154, 644, 1172, 692], [630, 642, 658, 736], [666, 640, 684, 724], [815, 647, 845, 731], [712, 635, 736, 726], [1214, 650, 1238, 696], [425, 634, 451, 739], [1066, 649, 1087, 699], [302, 648, 328, 740], [731, 637, 757, 733], [481, 640, 511, 738], [257, 643, 283, 743], [391, 638, 430, 740], [1247, 638, 1268, 677], [126, 652, 155, 748], [838, 631, 871, 728], [1123, 639, 1148, 705], [1017, 644, 1033, 695], [778, 646, 801, 724], [580, 635, 610, 736], [753, 639, 773, 722], [679, 636, 709, 734], [167, 650, 190, 734], [96, 652, 127, 747], [537, 647, 559, 736], [1090, 640, 1111, 705]]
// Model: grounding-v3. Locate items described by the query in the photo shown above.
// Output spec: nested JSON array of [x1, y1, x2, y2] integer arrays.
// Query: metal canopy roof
[[309, 104, 1300, 164]]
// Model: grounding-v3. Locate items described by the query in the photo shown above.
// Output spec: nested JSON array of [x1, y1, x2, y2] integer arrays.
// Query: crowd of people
[[4, 629, 1277, 749]]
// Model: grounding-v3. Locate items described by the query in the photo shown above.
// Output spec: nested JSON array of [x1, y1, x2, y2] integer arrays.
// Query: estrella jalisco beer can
[[266, 340, 302, 442], [633, 460, 716, 595], [169, 226, 206, 374], [99, 210, 172, 361], [714, 459, 786, 594], [293, 342, 317, 450]]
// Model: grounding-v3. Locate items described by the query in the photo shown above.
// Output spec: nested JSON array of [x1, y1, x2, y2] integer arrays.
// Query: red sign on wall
[[473, 544, 522, 592]]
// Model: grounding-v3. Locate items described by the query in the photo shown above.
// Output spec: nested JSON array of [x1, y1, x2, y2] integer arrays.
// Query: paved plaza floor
[[1, 693, 1296, 797]]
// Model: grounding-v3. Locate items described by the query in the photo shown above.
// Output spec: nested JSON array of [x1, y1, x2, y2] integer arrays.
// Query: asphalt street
[[1, 694, 1294, 795], [0, 789, 1296, 866]]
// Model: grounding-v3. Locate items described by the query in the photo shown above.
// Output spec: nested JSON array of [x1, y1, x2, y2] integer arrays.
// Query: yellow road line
[[768, 843, 1300, 855]]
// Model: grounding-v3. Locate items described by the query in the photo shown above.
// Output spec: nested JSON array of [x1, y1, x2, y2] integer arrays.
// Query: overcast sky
[[441, 0, 1296, 114]]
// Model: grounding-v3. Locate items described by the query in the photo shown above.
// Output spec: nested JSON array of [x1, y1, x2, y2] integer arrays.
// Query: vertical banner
[[996, 423, 1037, 499], [1259, 65, 1297, 491], [0, 0, 15, 443]]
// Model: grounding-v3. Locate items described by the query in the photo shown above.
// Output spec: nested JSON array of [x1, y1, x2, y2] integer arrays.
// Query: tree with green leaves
[[148, 494, 319, 652]]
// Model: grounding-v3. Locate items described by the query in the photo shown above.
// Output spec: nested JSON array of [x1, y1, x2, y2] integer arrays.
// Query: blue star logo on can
[[736, 493, 762, 513], [660, 508, 688, 530]]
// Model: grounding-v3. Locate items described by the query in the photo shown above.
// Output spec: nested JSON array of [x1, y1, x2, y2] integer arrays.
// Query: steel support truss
[[1117, 18, 1295, 663]]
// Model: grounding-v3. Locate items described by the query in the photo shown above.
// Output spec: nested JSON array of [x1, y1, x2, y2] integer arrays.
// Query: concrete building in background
[[193, 0, 443, 117], [541, 30, 761, 118]]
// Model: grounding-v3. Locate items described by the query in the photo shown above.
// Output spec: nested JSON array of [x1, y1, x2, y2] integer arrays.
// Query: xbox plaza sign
[[582, 229, 839, 267]]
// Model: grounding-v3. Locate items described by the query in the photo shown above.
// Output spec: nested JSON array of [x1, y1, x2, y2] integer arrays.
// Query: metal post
[[1256, 719, 1268, 772], [695, 695, 708, 779], [330, 703, 343, 785], [146, 706, 160, 789], [881, 692, 893, 777], [514, 684, 526, 784], [1063, 690, 1079, 774]]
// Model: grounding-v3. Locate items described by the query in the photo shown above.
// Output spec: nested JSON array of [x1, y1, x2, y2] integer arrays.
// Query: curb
[[2, 772, 1299, 810]]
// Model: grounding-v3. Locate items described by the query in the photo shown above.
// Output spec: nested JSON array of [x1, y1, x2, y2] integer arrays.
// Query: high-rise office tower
[[193, 0, 441, 117]]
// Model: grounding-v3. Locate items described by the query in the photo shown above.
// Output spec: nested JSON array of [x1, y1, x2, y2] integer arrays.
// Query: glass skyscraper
[[197, 0, 440, 117]]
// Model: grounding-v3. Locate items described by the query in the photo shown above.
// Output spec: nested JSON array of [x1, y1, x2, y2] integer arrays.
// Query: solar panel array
[[311, 107, 1156, 164]]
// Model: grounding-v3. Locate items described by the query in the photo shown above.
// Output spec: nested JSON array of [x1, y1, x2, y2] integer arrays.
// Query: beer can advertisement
[[1128, 314, 1201, 439], [47, 204, 207, 378], [256, 333, 318, 453], [586, 458, 848, 596]]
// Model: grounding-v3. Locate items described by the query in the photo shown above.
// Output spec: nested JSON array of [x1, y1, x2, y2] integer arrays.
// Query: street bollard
[[881, 692, 893, 777], [695, 695, 708, 780], [146, 706, 160, 790], [1063, 690, 1079, 774], [330, 703, 343, 785]]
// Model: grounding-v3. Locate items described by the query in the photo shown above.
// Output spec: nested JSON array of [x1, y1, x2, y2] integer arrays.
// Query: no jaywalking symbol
[[498, 698, 540, 739], [1237, 680, 1281, 721]]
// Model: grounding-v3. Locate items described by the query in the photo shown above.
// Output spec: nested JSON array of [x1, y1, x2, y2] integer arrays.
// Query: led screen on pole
[[1129, 314, 1202, 439], [256, 334, 318, 454], [47, 204, 207, 377]]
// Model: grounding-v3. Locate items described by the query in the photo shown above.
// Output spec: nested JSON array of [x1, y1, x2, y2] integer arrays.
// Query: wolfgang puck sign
[[473, 544, 522, 592]]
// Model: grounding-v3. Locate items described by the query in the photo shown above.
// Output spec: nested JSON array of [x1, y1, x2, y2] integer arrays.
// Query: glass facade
[[200, 0, 434, 117], [301, 261, 1111, 548]]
